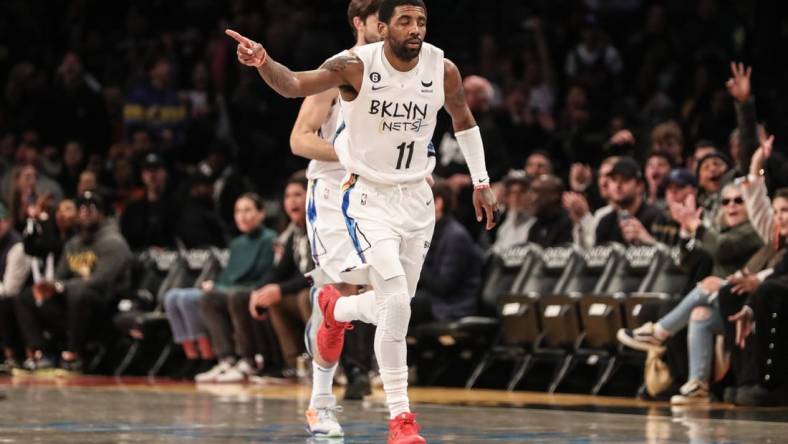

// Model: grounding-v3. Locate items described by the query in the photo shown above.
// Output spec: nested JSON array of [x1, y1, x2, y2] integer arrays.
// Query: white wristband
[[455, 126, 489, 186]]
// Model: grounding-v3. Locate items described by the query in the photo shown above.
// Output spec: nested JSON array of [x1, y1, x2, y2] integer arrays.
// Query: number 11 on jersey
[[395, 141, 415, 170]]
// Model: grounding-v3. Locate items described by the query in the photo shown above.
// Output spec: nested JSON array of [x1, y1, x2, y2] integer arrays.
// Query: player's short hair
[[348, 0, 382, 36], [379, 0, 426, 24], [238, 192, 264, 211]]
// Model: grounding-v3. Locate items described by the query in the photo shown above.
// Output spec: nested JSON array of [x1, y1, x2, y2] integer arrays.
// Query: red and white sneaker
[[316, 285, 352, 363], [388, 412, 426, 444]]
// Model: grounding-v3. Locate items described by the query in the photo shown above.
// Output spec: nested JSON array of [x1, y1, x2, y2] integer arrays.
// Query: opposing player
[[229, 0, 497, 441], [286, 0, 382, 438]]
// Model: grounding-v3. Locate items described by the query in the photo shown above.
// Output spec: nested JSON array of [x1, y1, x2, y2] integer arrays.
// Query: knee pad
[[375, 276, 411, 341]]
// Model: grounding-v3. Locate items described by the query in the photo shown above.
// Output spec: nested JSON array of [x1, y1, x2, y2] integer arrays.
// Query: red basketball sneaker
[[316, 285, 352, 363], [388, 413, 426, 444]]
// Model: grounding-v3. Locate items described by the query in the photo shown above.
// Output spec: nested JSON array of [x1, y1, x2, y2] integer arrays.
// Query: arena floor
[[1, 376, 787, 443]]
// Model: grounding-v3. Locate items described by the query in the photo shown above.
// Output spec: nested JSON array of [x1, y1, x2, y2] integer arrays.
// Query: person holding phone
[[594, 157, 661, 246]]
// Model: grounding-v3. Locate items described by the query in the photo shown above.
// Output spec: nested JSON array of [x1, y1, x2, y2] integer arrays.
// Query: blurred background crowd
[[1, 0, 787, 405]]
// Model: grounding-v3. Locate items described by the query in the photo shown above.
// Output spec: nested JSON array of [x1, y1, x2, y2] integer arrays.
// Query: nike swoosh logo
[[421, 81, 433, 87], [371, 85, 390, 91], [426, 199, 433, 206]]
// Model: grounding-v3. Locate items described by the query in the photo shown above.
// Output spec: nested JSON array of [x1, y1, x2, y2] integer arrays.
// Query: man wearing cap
[[120, 152, 176, 250], [695, 150, 734, 229], [15, 191, 132, 373], [0, 201, 31, 373], [595, 157, 661, 246], [491, 171, 533, 253], [649, 168, 699, 247]]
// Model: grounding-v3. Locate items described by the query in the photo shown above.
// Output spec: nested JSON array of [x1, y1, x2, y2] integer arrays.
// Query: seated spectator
[[524, 151, 553, 178], [715, 136, 788, 405], [687, 140, 717, 176], [56, 141, 86, 198], [42, 52, 110, 155], [22, 198, 78, 295], [524, 175, 573, 247], [4, 163, 63, 232], [120, 153, 177, 250], [15, 191, 132, 373], [649, 168, 696, 247], [645, 151, 672, 209], [411, 182, 483, 326], [248, 173, 313, 378], [0, 202, 32, 373], [174, 171, 226, 248], [695, 150, 733, 228], [22, 198, 77, 253], [563, 155, 618, 249], [595, 157, 661, 246], [167, 193, 276, 381], [618, 182, 763, 404], [649, 121, 684, 166], [723, 263, 788, 406], [491, 172, 531, 253], [123, 57, 187, 152]]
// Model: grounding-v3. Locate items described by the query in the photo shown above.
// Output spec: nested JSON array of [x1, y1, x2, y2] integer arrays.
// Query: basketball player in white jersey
[[228, 1, 497, 441], [286, 0, 382, 438]]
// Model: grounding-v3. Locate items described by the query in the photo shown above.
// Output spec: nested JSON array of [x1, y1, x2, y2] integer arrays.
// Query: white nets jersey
[[335, 41, 444, 185]]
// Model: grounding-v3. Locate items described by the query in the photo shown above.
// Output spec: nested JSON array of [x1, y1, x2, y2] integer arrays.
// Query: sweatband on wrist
[[455, 126, 489, 186]]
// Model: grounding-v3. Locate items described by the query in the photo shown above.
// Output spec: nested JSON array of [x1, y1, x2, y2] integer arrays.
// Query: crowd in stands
[[1, 0, 787, 406]]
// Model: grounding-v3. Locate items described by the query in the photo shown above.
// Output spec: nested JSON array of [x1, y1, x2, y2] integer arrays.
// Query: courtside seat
[[112, 248, 220, 376], [412, 244, 538, 386], [465, 245, 581, 390], [579, 245, 662, 351], [623, 246, 687, 329], [536, 243, 624, 393], [577, 245, 667, 394]]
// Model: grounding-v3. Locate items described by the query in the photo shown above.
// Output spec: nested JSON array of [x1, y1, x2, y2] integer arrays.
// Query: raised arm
[[443, 58, 498, 229], [227, 29, 361, 99], [289, 88, 340, 162], [727, 62, 758, 172]]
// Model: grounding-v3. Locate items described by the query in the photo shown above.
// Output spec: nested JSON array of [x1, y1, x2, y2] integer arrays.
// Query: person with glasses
[[618, 181, 763, 403]]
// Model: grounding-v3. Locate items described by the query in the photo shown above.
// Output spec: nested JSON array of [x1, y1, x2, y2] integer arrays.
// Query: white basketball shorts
[[338, 174, 435, 295]]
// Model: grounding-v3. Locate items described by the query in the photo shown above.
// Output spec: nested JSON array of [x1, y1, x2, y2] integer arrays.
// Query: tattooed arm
[[227, 29, 362, 98], [443, 59, 477, 132]]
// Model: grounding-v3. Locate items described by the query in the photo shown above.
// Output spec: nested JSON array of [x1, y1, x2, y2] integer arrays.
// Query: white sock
[[377, 338, 410, 419], [310, 362, 337, 407], [334, 290, 378, 324]]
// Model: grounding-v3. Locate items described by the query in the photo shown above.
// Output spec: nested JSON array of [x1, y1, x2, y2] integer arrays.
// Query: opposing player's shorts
[[306, 177, 360, 287], [338, 174, 435, 291]]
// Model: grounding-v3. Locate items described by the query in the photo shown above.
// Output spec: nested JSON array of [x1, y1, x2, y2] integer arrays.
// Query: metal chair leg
[[465, 352, 494, 389], [548, 354, 575, 394], [591, 356, 619, 395], [148, 343, 173, 377], [114, 340, 140, 376], [507, 354, 534, 391]]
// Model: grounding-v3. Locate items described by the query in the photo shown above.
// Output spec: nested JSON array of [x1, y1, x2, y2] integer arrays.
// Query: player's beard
[[390, 36, 422, 61]]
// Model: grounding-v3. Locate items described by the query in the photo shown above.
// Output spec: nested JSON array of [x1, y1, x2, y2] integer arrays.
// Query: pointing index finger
[[225, 29, 251, 46]]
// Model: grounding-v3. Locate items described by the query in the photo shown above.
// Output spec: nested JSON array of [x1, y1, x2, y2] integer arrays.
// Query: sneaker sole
[[616, 329, 666, 353], [305, 286, 322, 359]]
